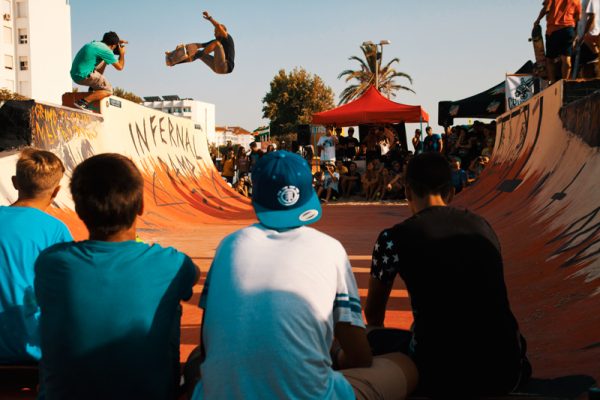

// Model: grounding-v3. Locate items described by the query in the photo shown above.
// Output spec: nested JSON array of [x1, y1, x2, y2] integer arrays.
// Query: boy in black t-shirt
[[365, 152, 530, 397]]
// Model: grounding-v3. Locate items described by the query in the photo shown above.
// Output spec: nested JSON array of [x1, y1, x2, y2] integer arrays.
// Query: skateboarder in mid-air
[[167, 11, 235, 74]]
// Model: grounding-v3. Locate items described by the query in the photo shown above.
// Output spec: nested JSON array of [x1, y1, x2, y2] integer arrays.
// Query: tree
[[338, 43, 414, 105], [0, 88, 29, 101], [113, 87, 143, 104], [262, 68, 334, 137]]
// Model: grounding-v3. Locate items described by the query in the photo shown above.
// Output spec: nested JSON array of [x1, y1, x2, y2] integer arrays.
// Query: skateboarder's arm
[[534, 0, 550, 25], [203, 11, 227, 37]]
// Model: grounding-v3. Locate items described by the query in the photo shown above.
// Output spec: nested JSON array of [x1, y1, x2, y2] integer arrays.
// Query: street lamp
[[362, 40, 391, 90]]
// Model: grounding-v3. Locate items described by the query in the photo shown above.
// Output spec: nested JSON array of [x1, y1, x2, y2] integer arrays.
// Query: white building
[[215, 126, 254, 149], [143, 95, 216, 144], [0, 0, 72, 104]]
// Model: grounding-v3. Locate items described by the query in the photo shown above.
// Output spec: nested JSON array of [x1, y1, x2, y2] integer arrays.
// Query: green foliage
[[338, 43, 414, 105], [0, 88, 29, 101], [113, 87, 143, 104], [262, 68, 334, 137]]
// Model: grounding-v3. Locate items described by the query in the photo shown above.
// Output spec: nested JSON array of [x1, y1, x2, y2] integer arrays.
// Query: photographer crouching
[[70, 31, 127, 110]]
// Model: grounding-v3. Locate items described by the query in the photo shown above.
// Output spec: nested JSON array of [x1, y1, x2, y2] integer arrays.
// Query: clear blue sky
[[71, 0, 542, 132]]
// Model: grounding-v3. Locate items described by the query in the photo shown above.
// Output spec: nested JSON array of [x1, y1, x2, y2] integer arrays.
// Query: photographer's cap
[[252, 150, 321, 229]]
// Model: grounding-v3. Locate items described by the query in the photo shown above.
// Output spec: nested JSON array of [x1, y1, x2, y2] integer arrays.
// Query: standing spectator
[[35, 154, 199, 399], [577, 0, 600, 78], [221, 149, 235, 184], [340, 162, 362, 198], [317, 128, 338, 165], [364, 127, 380, 162], [365, 153, 530, 397], [189, 151, 417, 400], [0, 149, 72, 364], [534, 0, 582, 82], [235, 146, 249, 183], [345, 127, 360, 161], [412, 129, 422, 154], [422, 127, 443, 153], [451, 157, 468, 194], [303, 144, 315, 163], [248, 141, 264, 173], [266, 144, 276, 153], [335, 127, 347, 161], [317, 162, 340, 202]]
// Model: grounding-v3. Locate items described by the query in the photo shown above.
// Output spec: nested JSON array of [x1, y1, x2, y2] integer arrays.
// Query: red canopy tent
[[312, 86, 429, 126]]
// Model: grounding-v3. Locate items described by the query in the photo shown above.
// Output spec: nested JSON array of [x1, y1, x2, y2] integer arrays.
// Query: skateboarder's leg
[[194, 41, 228, 74]]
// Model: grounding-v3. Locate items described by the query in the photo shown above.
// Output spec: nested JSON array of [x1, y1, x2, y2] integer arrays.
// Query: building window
[[4, 54, 13, 70], [3, 26, 11, 44], [16, 1, 27, 18], [19, 57, 28, 71], [184, 107, 192, 112], [18, 29, 27, 44]]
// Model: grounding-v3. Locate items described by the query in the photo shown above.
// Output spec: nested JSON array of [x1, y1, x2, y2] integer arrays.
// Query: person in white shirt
[[317, 128, 339, 164], [188, 151, 418, 400], [577, 0, 600, 78]]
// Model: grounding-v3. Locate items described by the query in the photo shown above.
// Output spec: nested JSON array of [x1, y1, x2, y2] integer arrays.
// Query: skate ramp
[[453, 79, 600, 380], [0, 95, 253, 238]]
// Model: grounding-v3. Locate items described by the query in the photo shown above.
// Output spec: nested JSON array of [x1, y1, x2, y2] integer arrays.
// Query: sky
[[70, 0, 543, 132]]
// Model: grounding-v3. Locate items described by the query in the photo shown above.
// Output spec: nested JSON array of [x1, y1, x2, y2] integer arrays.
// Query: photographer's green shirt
[[70, 41, 118, 82]]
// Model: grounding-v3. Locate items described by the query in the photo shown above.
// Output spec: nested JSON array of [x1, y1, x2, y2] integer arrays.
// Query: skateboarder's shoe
[[74, 99, 89, 110]]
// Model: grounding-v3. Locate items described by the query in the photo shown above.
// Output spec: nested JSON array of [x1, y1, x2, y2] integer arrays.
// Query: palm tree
[[337, 43, 414, 105]]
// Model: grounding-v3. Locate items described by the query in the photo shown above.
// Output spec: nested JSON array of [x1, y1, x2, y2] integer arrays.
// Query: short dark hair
[[102, 31, 120, 46], [425, 126, 432, 133], [71, 153, 143, 237], [406, 153, 452, 198]]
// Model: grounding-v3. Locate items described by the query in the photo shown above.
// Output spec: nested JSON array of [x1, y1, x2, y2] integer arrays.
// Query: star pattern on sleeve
[[371, 229, 400, 284]]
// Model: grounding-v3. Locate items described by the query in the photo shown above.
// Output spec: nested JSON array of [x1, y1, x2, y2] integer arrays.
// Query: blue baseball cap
[[252, 150, 321, 229]]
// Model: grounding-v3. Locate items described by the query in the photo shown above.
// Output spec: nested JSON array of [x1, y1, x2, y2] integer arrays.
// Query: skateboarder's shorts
[[75, 71, 113, 93], [546, 27, 575, 59], [580, 42, 600, 65], [342, 353, 417, 400]]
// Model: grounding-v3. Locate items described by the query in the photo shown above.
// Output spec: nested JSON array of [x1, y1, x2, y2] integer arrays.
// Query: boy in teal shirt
[[35, 154, 199, 399], [70, 31, 126, 110], [0, 149, 72, 364]]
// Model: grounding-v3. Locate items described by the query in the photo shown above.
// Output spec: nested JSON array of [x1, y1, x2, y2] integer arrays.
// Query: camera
[[113, 43, 125, 55]]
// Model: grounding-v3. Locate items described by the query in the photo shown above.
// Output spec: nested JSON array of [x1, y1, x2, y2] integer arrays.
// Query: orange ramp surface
[[0, 80, 599, 397]]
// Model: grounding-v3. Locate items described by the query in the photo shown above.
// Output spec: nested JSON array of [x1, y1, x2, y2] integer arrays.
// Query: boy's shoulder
[[0, 206, 68, 228]]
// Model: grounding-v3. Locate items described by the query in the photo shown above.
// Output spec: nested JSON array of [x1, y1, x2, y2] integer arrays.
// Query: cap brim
[[253, 189, 322, 229]]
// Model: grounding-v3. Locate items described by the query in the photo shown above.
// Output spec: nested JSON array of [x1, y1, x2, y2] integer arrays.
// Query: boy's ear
[[138, 199, 144, 216], [11, 176, 18, 190]]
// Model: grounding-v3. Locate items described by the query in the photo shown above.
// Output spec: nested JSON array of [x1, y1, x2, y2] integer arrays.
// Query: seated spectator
[[35, 153, 199, 399], [190, 150, 417, 400], [361, 161, 380, 201], [450, 157, 468, 194], [0, 149, 72, 364], [313, 170, 324, 192], [345, 127, 360, 161], [221, 149, 235, 184], [365, 153, 530, 397], [468, 156, 490, 183], [335, 160, 348, 175], [317, 162, 340, 202], [373, 168, 393, 201], [340, 162, 362, 198], [234, 173, 251, 197], [384, 161, 405, 200]]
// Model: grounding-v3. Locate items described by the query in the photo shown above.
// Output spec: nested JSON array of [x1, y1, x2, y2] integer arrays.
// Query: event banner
[[505, 75, 535, 110]]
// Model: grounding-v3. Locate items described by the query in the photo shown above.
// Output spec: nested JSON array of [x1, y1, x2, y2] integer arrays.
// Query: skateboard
[[165, 43, 202, 67], [529, 24, 548, 79]]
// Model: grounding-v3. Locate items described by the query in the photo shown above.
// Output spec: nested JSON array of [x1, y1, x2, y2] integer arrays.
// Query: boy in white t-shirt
[[189, 151, 417, 400], [317, 128, 339, 164]]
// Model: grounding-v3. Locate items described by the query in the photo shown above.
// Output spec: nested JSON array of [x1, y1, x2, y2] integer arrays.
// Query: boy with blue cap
[[191, 151, 417, 399]]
